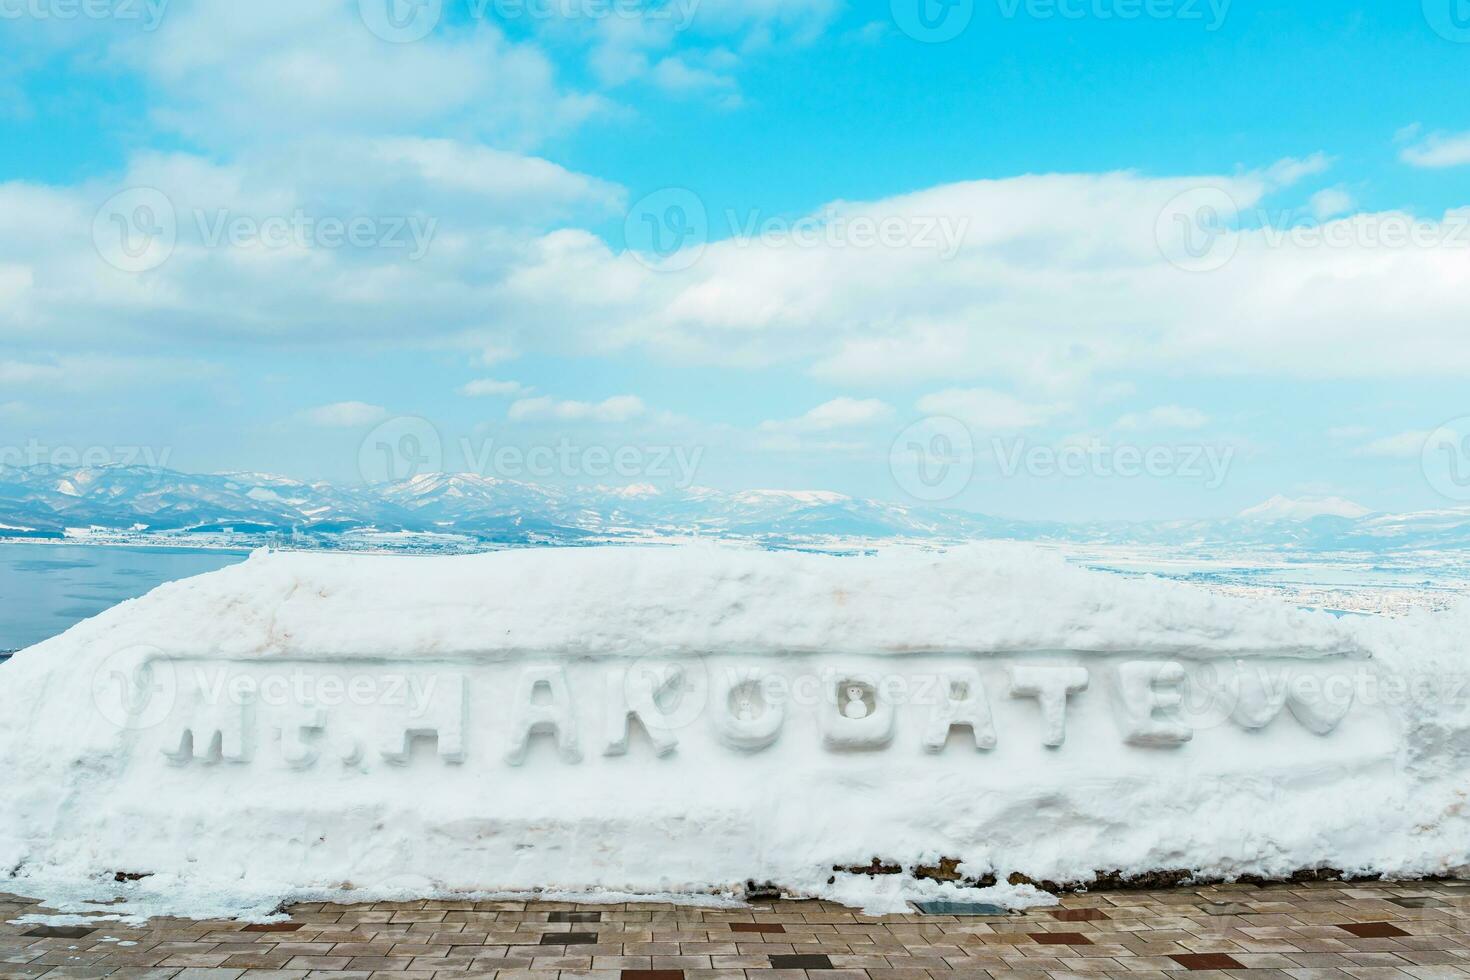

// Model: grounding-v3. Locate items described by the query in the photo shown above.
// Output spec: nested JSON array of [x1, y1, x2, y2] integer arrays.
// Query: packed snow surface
[[0, 543, 1466, 919]]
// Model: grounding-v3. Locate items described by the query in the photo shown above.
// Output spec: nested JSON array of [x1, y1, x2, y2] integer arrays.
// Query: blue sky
[[1, 0, 1468, 521]]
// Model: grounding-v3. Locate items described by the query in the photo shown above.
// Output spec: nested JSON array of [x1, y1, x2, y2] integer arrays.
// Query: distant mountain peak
[[733, 489, 851, 505], [1239, 495, 1372, 521]]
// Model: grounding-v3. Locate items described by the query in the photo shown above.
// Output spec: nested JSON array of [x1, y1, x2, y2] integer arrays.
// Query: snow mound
[[0, 543, 1465, 920]]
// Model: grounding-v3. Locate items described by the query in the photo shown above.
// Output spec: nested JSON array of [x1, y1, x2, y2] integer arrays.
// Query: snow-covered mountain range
[[2, 464, 1468, 553]]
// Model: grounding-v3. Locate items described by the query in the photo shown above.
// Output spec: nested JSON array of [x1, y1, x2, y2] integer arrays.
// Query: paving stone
[[768, 953, 836, 969], [1169, 953, 1248, 970], [5, 881, 1470, 980], [1337, 924, 1412, 939]]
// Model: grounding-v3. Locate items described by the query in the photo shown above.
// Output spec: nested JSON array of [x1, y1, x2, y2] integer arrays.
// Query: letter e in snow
[[1115, 661, 1193, 746]]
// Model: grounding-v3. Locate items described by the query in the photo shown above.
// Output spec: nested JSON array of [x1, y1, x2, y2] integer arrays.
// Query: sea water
[[0, 543, 249, 654]]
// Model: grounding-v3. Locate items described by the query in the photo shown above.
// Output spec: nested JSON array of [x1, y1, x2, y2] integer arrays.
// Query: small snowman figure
[[842, 685, 869, 720], [736, 693, 759, 722]]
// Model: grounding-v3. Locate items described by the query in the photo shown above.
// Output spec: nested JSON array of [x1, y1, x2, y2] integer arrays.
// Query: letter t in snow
[[1008, 665, 1089, 747]]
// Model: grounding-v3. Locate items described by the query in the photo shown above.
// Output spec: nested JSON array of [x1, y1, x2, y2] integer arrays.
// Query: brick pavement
[[3, 878, 1468, 980]]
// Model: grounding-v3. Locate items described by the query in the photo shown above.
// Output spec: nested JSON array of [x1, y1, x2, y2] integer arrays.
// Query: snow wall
[[1, 543, 1467, 916]]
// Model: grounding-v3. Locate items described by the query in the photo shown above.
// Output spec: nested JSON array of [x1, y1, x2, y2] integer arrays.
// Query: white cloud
[[112, 0, 604, 148], [1353, 431, 1430, 458], [501, 160, 1470, 386], [0, 140, 619, 348], [0, 355, 215, 390], [1264, 153, 1333, 187], [1394, 123, 1423, 145], [9, 156, 1470, 392], [759, 398, 893, 433], [573, 0, 837, 104], [916, 389, 1057, 430], [300, 401, 388, 427], [459, 379, 532, 398], [1400, 131, 1470, 169], [1115, 406, 1210, 431], [0, 360, 60, 385], [508, 395, 646, 422], [1310, 187, 1355, 220], [649, 55, 743, 106], [480, 346, 518, 366]]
